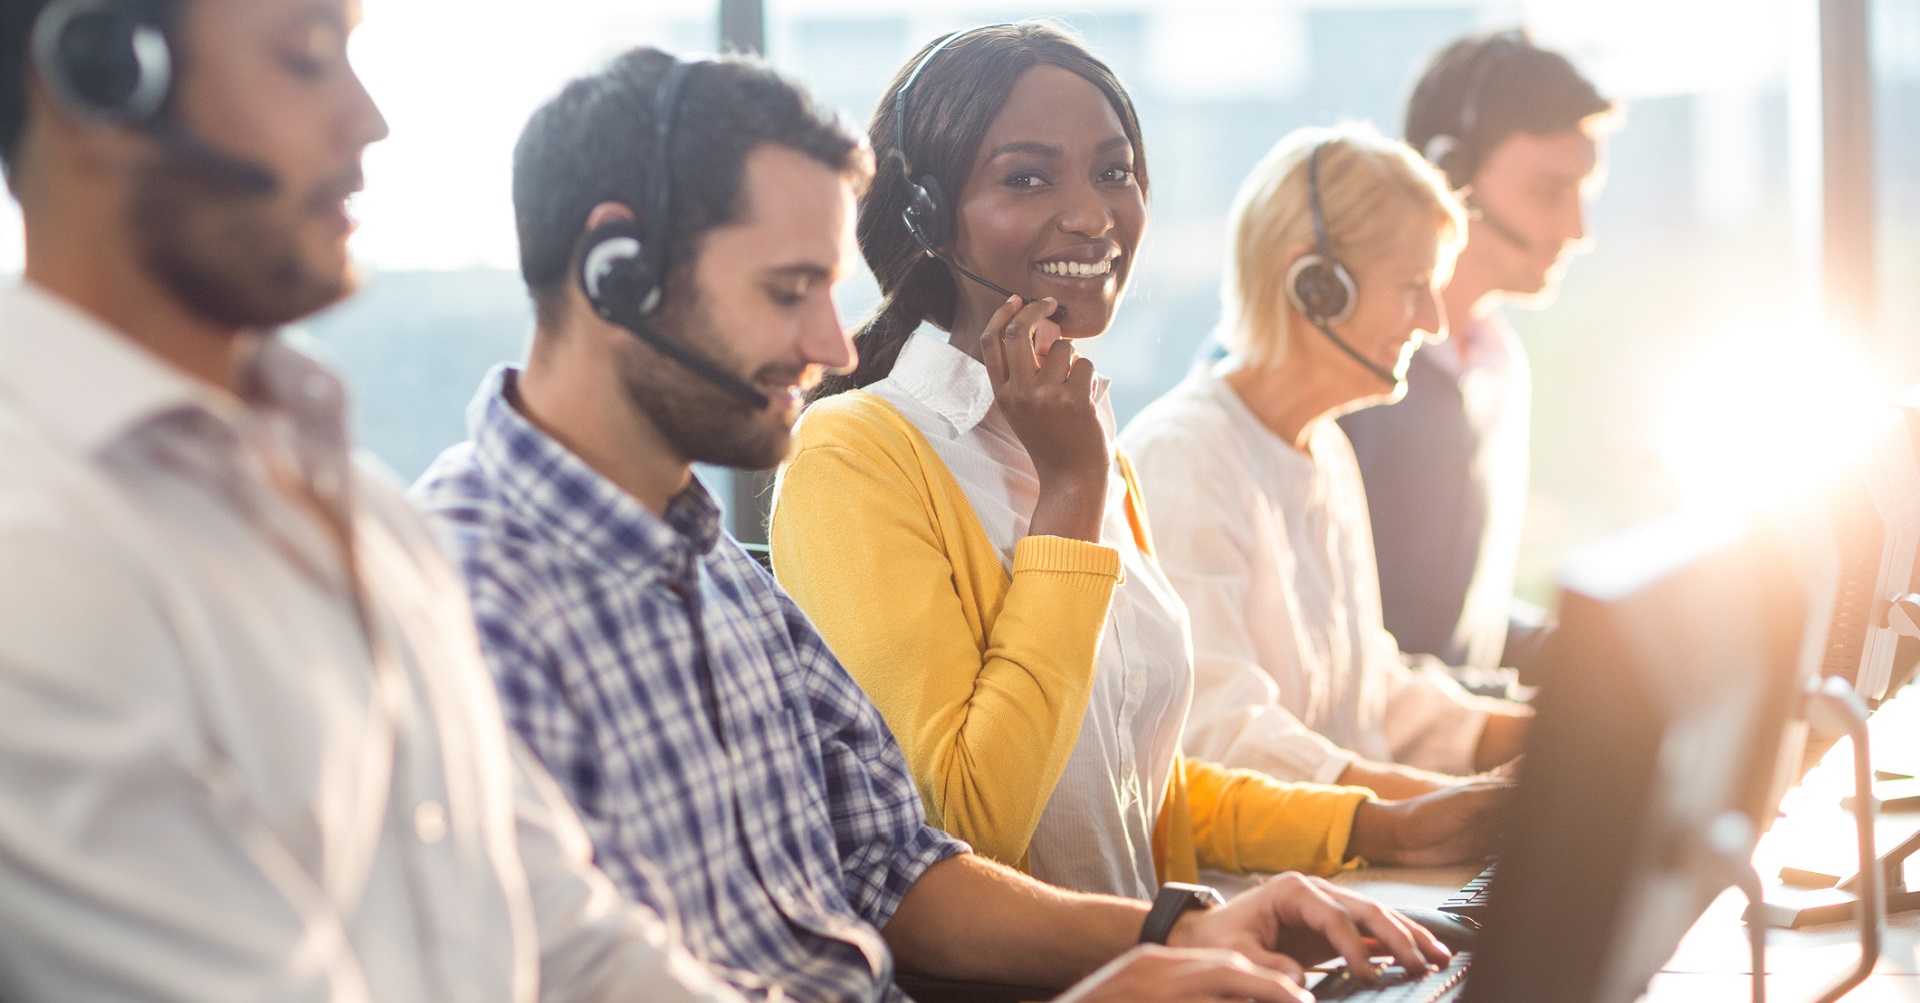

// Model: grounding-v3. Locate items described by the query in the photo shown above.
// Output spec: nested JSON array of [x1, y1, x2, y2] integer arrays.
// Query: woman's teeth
[[1036, 259, 1112, 277]]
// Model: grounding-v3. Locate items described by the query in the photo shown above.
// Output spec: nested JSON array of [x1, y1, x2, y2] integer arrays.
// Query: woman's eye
[[1004, 172, 1049, 189], [769, 283, 809, 306], [1101, 165, 1137, 184]]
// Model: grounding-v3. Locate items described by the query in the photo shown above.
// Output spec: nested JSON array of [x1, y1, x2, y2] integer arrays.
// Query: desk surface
[[1306, 680, 1920, 1000]]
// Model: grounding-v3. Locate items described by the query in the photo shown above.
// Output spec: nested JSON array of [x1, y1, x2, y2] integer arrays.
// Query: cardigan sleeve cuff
[[1012, 535, 1122, 588]]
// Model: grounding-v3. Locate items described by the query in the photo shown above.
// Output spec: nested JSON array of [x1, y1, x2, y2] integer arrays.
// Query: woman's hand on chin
[[980, 295, 1110, 544]]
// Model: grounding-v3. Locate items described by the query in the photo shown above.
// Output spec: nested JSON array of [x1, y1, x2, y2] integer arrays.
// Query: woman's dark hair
[[813, 21, 1148, 399]]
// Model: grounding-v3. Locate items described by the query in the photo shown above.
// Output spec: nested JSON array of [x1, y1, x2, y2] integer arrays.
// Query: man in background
[[1340, 29, 1616, 675]]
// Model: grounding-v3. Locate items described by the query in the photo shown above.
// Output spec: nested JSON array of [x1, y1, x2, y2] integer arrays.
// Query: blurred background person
[[1339, 30, 1617, 676], [1123, 126, 1533, 801]]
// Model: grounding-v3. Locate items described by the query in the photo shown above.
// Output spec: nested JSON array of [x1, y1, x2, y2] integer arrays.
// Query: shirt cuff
[[1311, 748, 1356, 787]]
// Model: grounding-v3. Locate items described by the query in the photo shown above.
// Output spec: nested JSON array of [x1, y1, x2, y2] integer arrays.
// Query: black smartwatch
[[1138, 882, 1225, 944]]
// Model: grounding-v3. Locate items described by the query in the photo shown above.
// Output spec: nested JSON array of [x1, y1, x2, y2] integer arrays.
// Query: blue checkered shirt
[[410, 366, 968, 1003]]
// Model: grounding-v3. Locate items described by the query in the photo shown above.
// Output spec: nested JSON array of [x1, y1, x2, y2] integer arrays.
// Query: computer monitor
[[1462, 513, 1826, 1003], [1820, 391, 1920, 706]]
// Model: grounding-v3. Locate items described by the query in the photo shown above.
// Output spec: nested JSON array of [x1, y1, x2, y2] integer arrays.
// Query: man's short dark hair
[[1405, 29, 1615, 188], [2, 0, 59, 180], [513, 48, 868, 326]]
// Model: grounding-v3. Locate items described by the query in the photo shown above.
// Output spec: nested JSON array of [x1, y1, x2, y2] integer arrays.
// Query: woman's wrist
[[1029, 471, 1109, 544], [1344, 799, 1398, 863]]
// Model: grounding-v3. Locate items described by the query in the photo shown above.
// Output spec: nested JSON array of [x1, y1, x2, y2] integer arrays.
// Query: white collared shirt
[[868, 328, 1191, 901], [1121, 369, 1491, 785], [0, 282, 739, 1003]]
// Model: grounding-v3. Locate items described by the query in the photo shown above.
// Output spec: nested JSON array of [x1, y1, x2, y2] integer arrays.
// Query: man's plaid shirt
[[411, 366, 967, 1002]]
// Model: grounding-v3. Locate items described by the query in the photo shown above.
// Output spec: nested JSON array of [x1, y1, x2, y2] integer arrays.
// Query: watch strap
[[1139, 882, 1225, 945]]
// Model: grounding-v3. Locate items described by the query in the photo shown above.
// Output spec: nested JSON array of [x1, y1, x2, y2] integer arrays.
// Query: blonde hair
[[1219, 123, 1466, 366]]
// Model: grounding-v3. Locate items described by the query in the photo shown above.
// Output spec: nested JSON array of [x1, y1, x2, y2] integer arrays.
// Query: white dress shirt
[[1121, 369, 1491, 786], [867, 329, 1191, 900], [0, 282, 738, 1003]]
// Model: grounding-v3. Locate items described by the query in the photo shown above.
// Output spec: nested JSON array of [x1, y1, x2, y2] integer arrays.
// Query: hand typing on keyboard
[[1164, 873, 1453, 988], [1052, 944, 1316, 1003], [1312, 953, 1473, 1001]]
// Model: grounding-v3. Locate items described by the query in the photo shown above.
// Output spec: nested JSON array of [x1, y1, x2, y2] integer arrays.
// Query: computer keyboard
[[1310, 952, 1471, 1001], [1438, 861, 1497, 922]]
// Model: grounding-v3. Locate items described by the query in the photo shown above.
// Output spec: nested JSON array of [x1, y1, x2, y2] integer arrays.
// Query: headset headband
[[892, 23, 1016, 181], [643, 58, 697, 290], [1452, 29, 1527, 156], [1308, 140, 1334, 264]]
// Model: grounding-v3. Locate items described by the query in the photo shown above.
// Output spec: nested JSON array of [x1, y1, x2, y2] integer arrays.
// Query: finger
[[1330, 891, 1445, 970], [1038, 331, 1079, 383], [1066, 355, 1098, 400], [1002, 299, 1056, 382], [979, 295, 1023, 385], [1283, 881, 1377, 978], [1235, 947, 1308, 985], [1187, 961, 1313, 1003], [1032, 314, 1065, 359]]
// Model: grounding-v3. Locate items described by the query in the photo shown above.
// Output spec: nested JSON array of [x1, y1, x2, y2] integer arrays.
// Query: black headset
[[29, 0, 276, 192], [575, 56, 768, 409], [1285, 139, 1398, 386], [1420, 29, 1526, 189], [891, 24, 1063, 320], [1418, 29, 1541, 255]]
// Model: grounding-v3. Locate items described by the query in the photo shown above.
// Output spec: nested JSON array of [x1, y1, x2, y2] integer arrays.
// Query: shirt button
[[414, 800, 448, 845]]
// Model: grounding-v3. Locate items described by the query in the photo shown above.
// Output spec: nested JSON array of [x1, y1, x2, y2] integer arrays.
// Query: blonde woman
[[1120, 126, 1533, 803], [773, 27, 1504, 908]]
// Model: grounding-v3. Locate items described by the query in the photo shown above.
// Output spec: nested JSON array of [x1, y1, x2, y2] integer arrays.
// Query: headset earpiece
[[577, 218, 662, 321], [1420, 29, 1526, 190], [1292, 140, 1359, 327], [1423, 134, 1463, 189], [31, 0, 172, 125], [1292, 138, 1395, 385], [903, 174, 950, 251], [1286, 252, 1357, 326]]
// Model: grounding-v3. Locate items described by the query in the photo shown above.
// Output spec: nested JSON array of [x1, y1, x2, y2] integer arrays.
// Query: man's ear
[[22, 72, 158, 193]]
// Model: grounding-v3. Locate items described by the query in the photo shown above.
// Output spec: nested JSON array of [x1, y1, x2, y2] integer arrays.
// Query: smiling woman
[[772, 23, 1507, 905]]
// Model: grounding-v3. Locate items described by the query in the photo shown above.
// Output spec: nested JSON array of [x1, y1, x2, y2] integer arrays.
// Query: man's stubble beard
[[131, 153, 352, 330], [616, 295, 795, 473]]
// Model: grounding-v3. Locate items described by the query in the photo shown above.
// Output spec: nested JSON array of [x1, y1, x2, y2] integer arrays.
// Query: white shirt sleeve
[[1125, 439, 1355, 786], [0, 520, 374, 1003], [507, 737, 747, 1003], [1375, 641, 1492, 776]]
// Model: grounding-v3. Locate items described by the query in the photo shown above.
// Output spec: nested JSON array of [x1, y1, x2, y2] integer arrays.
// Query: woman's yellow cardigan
[[770, 389, 1369, 883]]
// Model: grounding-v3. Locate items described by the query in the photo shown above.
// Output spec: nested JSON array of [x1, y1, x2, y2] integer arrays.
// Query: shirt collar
[[887, 327, 998, 435], [466, 364, 723, 577], [0, 281, 351, 460], [1424, 311, 1515, 378], [886, 323, 1113, 437]]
